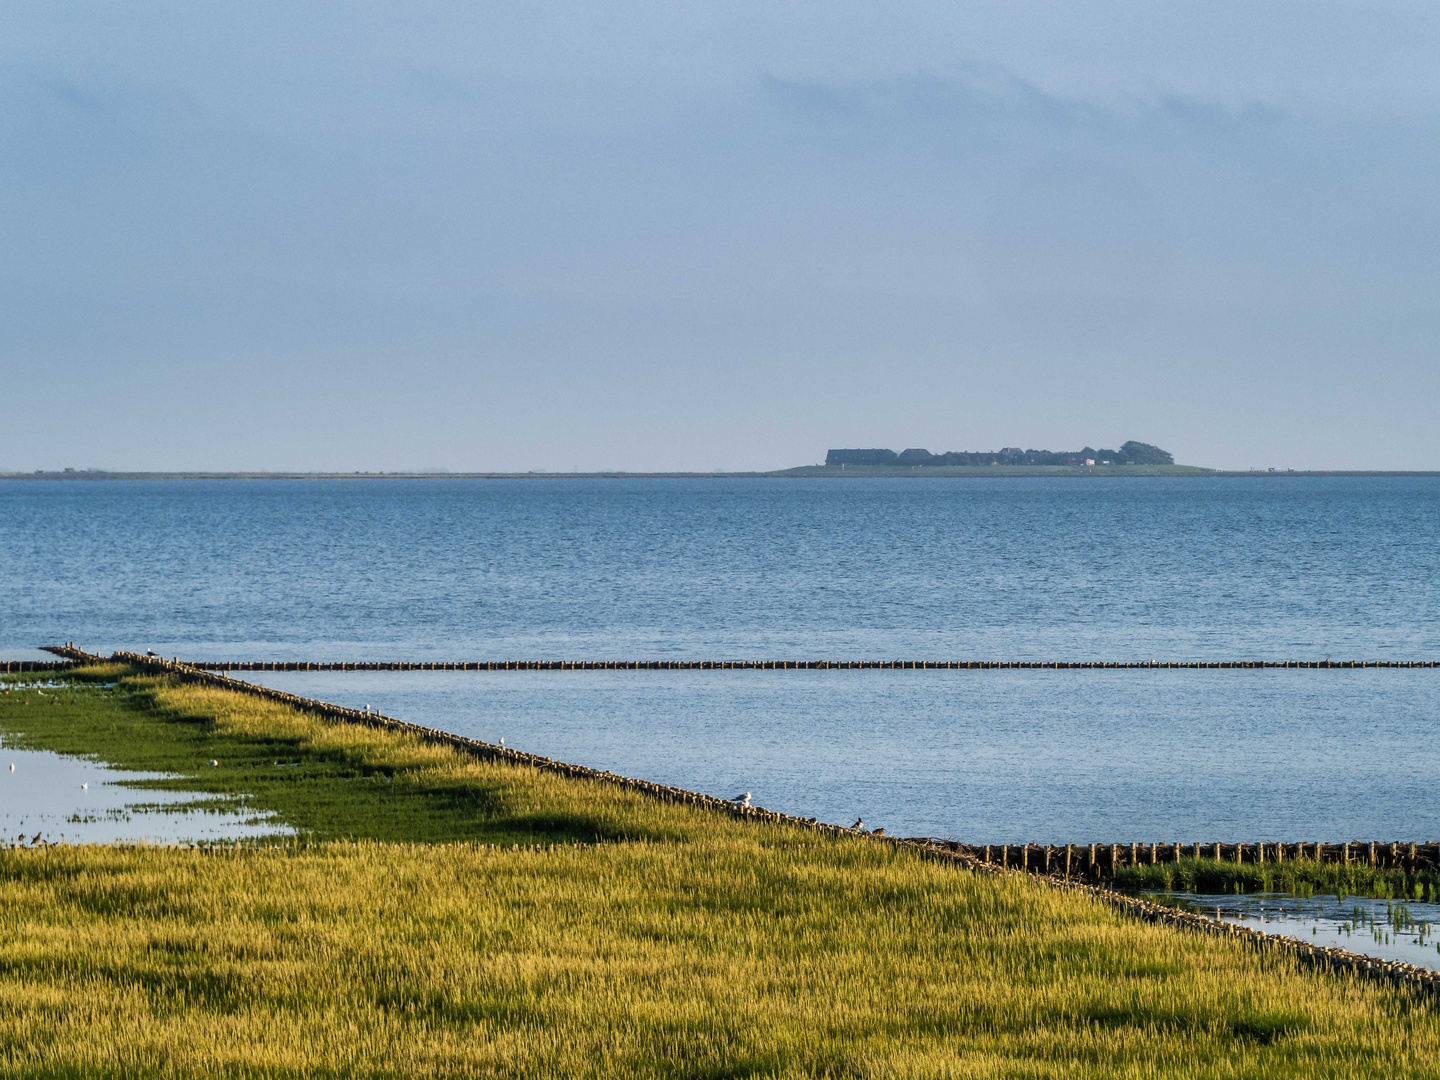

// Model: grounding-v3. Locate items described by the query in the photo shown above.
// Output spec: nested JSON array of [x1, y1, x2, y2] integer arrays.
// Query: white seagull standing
[[733, 792, 751, 808]]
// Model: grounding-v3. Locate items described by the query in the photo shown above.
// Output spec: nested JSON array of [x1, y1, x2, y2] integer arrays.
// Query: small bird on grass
[[733, 792, 751, 807]]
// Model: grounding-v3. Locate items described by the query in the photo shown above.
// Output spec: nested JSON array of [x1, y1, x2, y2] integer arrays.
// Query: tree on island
[[825, 441, 1175, 467]]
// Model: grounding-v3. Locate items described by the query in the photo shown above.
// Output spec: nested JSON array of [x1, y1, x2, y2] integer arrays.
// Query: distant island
[[826, 441, 1174, 468]]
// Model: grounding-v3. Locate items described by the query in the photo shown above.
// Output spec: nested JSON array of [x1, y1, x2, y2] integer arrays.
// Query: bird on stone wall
[[851, 818, 864, 831], [733, 792, 751, 807]]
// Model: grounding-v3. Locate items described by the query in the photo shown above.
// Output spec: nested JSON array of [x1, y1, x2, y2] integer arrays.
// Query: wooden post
[[1065, 844, 1073, 877], [1213, 842, 1221, 862]]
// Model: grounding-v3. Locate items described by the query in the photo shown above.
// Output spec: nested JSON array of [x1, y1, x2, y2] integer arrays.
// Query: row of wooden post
[[178, 658, 1440, 672], [961, 840, 1440, 877]]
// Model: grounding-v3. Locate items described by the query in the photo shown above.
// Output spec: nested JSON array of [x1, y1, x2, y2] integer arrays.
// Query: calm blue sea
[[3, 476, 1438, 840]]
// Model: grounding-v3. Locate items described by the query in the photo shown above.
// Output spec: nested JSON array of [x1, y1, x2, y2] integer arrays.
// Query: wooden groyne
[[121, 658, 1440, 671], [37, 644, 1440, 1001], [953, 840, 1440, 878], [2, 660, 77, 674]]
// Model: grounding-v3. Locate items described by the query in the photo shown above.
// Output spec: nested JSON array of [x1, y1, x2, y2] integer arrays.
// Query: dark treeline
[[826, 441, 1174, 467]]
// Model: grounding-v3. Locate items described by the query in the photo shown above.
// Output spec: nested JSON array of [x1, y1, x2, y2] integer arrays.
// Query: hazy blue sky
[[3, 2, 1439, 471]]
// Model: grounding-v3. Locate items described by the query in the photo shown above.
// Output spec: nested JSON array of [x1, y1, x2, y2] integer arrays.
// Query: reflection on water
[[0, 739, 290, 845], [1146, 891, 1440, 971]]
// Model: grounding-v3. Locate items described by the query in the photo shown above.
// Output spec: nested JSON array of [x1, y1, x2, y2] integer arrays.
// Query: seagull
[[733, 792, 751, 807], [851, 818, 864, 831], [145, 649, 156, 657], [81, 782, 88, 790], [498, 737, 504, 747], [8, 763, 13, 772]]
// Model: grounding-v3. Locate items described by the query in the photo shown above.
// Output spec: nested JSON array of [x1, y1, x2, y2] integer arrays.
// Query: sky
[[3, 1, 1439, 472]]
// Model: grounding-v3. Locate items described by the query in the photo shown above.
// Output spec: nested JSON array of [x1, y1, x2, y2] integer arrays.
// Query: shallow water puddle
[[1146, 891, 1440, 971], [0, 739, 290, 845]]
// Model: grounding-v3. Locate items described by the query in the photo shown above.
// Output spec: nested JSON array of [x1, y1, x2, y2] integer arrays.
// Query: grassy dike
[[1, 670, 1438, 1077]]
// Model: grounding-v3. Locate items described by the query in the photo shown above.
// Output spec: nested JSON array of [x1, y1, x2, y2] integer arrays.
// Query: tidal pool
[[1145, 891, 1440, 971], [0, 738, 290, 845]]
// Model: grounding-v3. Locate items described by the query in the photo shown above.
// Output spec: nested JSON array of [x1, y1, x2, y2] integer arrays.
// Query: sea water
[[2, 476, 1438, 840]]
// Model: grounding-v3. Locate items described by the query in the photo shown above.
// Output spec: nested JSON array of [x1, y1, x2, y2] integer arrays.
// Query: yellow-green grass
[[1, 672, 1438, 1077]]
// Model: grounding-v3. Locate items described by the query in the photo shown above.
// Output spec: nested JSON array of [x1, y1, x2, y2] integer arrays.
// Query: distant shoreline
[[4, 468, 1440, 481]]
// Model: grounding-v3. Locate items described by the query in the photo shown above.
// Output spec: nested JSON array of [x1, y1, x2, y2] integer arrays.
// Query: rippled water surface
[[3, 476, 1439, 840], [3, 476, 1438, 660]]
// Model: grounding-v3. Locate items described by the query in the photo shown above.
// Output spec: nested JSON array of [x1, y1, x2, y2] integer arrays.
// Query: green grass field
[[1, 669, 1437, 1077]]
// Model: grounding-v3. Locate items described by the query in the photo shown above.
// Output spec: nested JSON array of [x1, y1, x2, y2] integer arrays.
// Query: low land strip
[[1, 668, 1438, 1076]]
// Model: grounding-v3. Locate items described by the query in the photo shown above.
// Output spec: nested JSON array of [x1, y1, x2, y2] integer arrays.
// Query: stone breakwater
[[120, 658, 1440, 671], [36, 644, 1440, 1001]]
